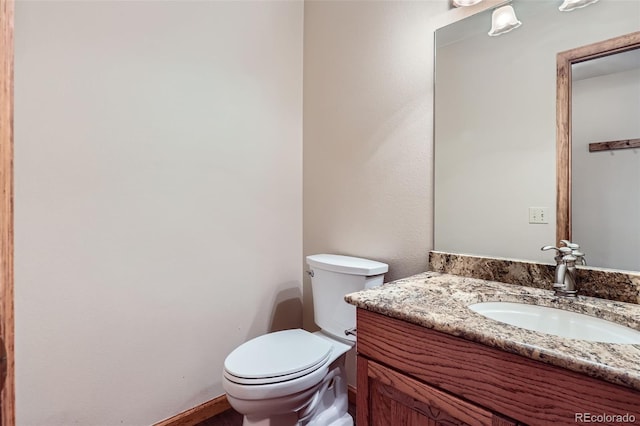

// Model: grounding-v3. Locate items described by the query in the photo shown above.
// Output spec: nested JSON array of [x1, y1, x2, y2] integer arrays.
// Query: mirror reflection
[[434, 0, 640, 269], [568, 43, 640, 271]]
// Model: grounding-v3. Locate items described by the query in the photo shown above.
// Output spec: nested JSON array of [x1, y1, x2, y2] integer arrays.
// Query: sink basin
[[469, 301, 640, 344]]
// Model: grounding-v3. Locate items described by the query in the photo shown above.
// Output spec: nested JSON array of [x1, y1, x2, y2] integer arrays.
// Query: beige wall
[[15, 1, 302, 424], [303, 0, 449, 335], [14, 0, 463, 421]]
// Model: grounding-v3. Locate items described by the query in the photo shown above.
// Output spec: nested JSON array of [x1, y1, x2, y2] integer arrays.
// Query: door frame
[[556, 31, 640, 245], [0, 0, 15, 424]]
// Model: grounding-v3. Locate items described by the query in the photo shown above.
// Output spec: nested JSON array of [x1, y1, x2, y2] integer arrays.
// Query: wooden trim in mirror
[[556, 31, 640, 246], [0, 0, 14, 425]]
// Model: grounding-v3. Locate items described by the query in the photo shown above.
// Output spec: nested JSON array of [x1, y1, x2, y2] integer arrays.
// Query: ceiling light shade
[[453, 0, 483, 6], [558, 0, 599, 12], [488, 5, 522, 37]]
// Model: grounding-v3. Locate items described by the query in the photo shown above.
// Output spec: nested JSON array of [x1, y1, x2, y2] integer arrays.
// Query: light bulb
[[488, 5, 522, 37], [559, 0, 599, 12], [453, 0, 483, 6]]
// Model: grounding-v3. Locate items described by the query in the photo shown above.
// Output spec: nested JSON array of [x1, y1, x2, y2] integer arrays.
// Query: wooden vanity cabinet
[[356, 308, 640, 425]]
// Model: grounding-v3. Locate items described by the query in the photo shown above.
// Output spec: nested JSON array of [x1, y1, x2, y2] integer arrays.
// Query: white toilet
[[222, 254, 388, 426]]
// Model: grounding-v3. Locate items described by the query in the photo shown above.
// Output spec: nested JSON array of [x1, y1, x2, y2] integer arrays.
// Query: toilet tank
[[306, 254, 388, 342]]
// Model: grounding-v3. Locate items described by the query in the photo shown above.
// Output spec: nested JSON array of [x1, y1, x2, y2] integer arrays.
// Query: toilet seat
[[224, 329, 333, 386]]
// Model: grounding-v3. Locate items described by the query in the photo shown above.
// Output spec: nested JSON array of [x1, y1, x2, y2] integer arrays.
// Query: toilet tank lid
[[306, 254, 388, 276]]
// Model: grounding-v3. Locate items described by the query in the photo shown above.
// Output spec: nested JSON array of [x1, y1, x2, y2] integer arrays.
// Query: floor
[[195, 408, 242, 426], [197, 404, 357, 426]]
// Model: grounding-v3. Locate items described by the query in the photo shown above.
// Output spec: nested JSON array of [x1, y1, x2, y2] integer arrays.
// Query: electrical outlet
[[529, 207, 549, 224]]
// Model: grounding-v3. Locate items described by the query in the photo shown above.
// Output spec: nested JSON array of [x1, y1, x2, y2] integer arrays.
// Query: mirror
[[434, 0, 640, 267], [557, 31, 640, 270]]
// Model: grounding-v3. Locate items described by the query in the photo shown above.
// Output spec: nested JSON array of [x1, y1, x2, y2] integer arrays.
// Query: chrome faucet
[[541, 241, 584, 297], [554, 253, 578, 297]]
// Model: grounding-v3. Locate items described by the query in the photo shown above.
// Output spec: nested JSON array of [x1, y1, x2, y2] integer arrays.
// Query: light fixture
[[453, 0, 483, 6], [488, 5, 522, 37], [558, 0, 599, 12]]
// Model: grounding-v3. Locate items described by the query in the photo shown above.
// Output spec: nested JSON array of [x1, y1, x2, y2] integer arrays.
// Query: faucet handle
[[541, 245, 572, 254], [560, 240, 580, 250], [560, 240, 587, 265], [542, 245, 571, 264], [572, 250, 587, 266]]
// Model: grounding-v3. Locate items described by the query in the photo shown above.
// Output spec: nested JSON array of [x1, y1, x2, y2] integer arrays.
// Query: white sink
[[469, 301, 640, 344]]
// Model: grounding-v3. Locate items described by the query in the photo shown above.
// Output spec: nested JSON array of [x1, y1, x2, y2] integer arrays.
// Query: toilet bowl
[[223, 329, 352, 426], [222, 254, 388, 426]]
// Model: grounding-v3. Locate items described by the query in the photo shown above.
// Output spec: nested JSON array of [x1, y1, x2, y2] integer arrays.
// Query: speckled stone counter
[[429, 251, 640, 304], [345, 271, 640, 391]]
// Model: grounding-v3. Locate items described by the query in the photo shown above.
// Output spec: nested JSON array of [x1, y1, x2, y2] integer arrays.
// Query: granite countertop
[[345, 271, 640, 391]]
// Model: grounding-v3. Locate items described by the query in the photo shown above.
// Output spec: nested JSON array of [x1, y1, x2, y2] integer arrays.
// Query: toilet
[[222, 254, 388, 426]]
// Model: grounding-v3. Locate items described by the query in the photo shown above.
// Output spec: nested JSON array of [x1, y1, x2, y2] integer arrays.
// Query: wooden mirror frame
[[556, 31, 640, 245], [0, 0, 14, 424]]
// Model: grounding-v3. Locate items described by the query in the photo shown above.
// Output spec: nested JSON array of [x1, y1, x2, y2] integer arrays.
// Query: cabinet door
[[360, 357, 517, 426]]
